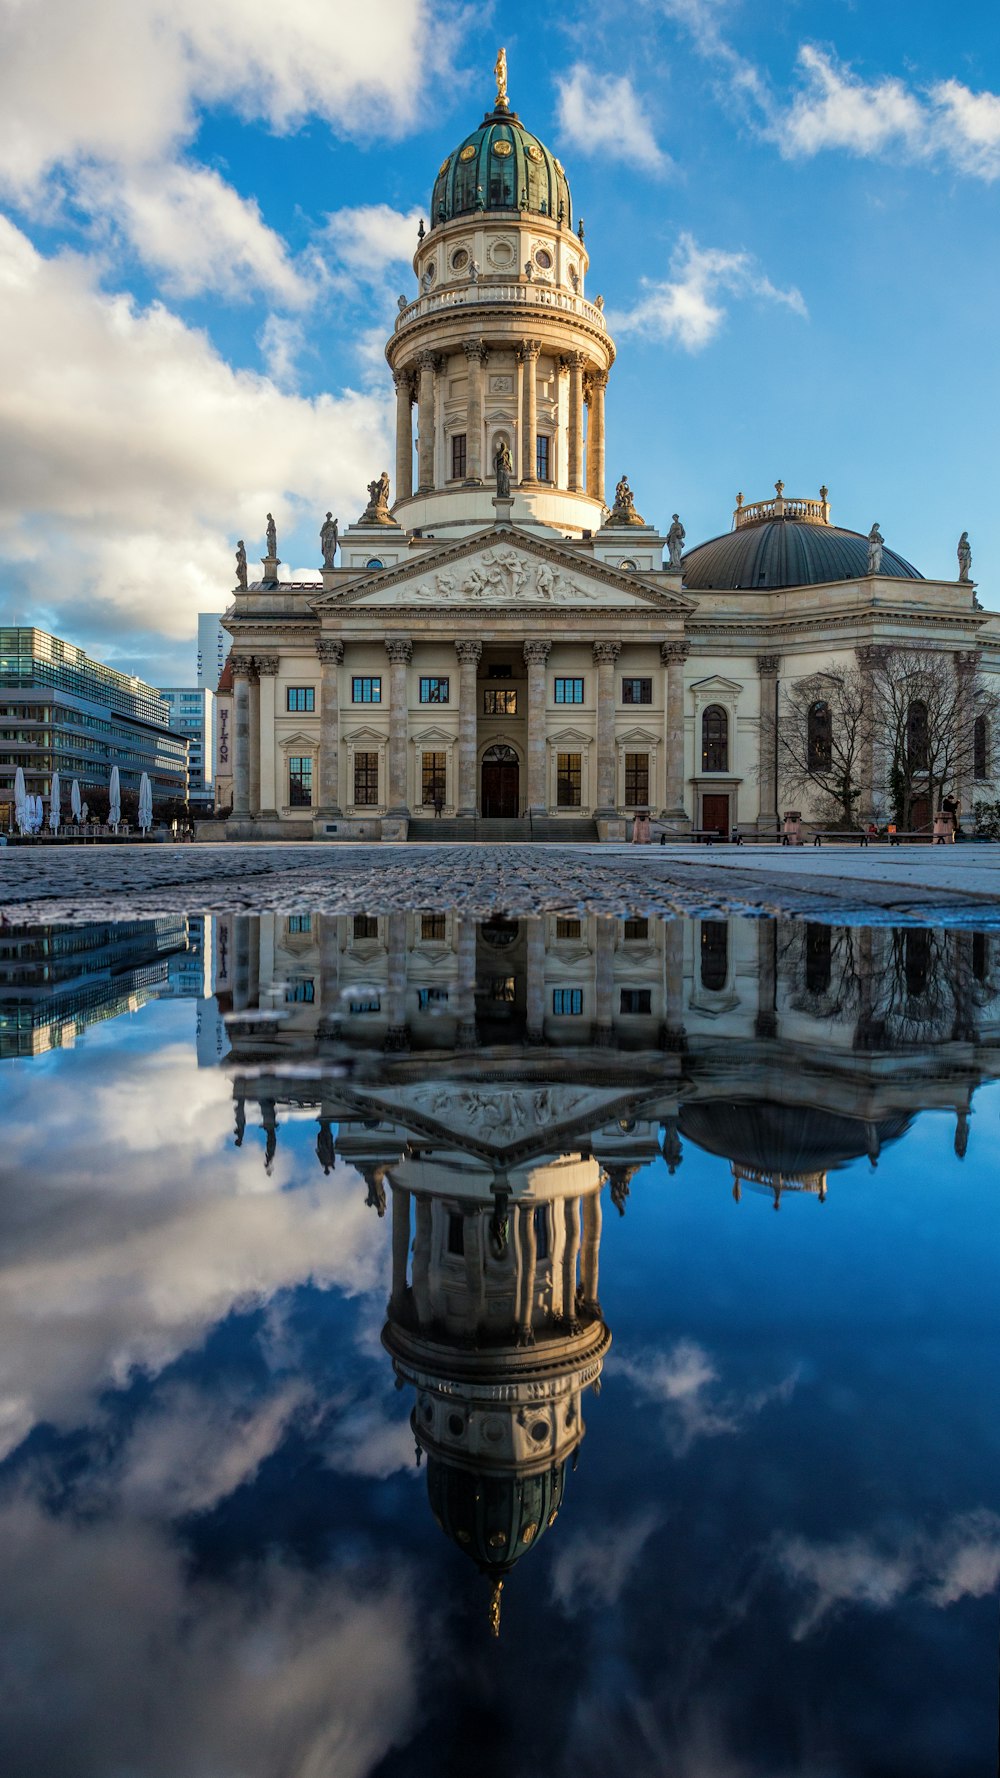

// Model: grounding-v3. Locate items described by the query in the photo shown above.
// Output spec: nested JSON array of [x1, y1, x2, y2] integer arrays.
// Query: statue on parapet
[[494, 438, 513, 499], [613, 474, 635, 516], [958, 531, 972, 582], [667, 513, 686, 567], [235, 540, 247, 589], [320, 511, 339, 568], [867, 522, 884, 576], [266, 512, 277, 559], [368, 470, 390, 512]]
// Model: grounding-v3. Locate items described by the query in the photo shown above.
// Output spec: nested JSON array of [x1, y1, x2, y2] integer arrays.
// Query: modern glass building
[[157, 686, 215, 808], [0, 626, 188, 809]]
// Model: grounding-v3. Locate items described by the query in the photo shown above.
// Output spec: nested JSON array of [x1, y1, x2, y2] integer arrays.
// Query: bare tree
[[866, 645, 999, 830], [770, 666, 871, 828]]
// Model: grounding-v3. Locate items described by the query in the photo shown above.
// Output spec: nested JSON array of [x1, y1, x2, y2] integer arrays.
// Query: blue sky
[[0, 0, 998, 684]]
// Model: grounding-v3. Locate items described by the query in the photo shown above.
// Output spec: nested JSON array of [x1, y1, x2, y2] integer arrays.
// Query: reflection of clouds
[[550, 1508, 660, 1612], [776, 1508, 1000, 1638], [112, 1379, 312, 1518], [613, 1339, 799, 1456], [323, 1394, 416, 1481], [0, 1492, 419, 1778], [0, 1042, 389, 1459]]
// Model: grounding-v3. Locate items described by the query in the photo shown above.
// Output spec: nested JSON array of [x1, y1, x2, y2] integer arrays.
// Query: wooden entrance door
[[702, 793, 728, 836], [911, 796, 930, 833], [481, 745, 519, 818]]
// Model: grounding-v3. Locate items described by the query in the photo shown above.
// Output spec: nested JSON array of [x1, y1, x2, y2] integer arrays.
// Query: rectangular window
[[419, 677, 450, 704], [353, 914, 379, 939], [556, 917, 582, 939], [285, 979, 315, 1003], [552, 988, 583, 1015], [491, 975, 516, 1002], [354, 751, 379, 805], [484, 688, 517, 715], [287, 914, 312, 934], [349, 996, 381, 1014], [421, 751, 447, 806], [421, 913, 447, 941], [447, 1212, 465, 1256], [620, 988, 651, 1015], [533, 1203, 550, 1260], [289, 756, 313, 807], [622, 678, 652, 705], [623, 917, 649, 942], [286, 687, 315, 712], [451, 434, 467, 480], [625, 752, 649, 806], [418, 986, 449, 1009], [352, 677, 381, 704], [557, 752, 582, 807], [554, 678, 584, 704], [536, 435, 550, 481]]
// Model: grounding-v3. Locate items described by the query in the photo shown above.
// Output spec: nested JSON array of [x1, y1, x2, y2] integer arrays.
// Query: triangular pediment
[[311, 523, 696, 615], [691, 674, 744, 696], [342, 722, 385, 744]]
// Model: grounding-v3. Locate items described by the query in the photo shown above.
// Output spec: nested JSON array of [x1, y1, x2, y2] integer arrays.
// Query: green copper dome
[[430, 108, 573, 231], [426, 1455, 566, 1577]]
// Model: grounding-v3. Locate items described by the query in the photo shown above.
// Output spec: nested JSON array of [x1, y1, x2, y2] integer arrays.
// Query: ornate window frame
[[279, 731, 318, 815], [344, 724, 387, 814]]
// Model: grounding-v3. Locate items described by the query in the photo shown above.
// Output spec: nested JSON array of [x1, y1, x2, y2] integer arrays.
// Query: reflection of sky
[[1, 992, 999, 1775]]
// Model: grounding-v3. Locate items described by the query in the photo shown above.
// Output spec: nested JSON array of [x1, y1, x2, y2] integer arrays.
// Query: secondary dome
[[430, 60, 572, 230], [682, 486, 922, 590]]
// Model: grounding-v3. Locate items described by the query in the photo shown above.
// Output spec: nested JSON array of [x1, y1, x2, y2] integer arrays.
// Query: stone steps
[[407, 817, 598, 844]]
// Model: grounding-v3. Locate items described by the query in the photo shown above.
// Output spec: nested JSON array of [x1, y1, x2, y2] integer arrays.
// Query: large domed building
[[221, 55, 995, 842]]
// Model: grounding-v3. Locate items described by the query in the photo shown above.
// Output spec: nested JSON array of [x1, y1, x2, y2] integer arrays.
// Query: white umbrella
[[30, 794, 43, 834], [108, 765, 121, 828], [13, 766, 26, 834], [71, 779, 82, 823], [49, 771, 60, 833], [138, 772, 152, 832]]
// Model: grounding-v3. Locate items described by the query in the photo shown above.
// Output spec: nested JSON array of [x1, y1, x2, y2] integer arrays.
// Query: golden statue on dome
[[494, 46, 509, 110]]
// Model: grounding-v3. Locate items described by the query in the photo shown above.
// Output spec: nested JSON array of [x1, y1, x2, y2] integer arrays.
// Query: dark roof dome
[[682, 486, 922, 590], [426, 1455, 565, 1578], [430, 58, 571, 231], [679, 1100, 913, 1176]]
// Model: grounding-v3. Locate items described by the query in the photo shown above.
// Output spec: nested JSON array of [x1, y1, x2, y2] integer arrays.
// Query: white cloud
[[776, 1508, 1000, 1639], [556, 65, 669, 174], [323, 203, 424, 292], [772, 47, 1000, 183], [613, 1338, 799, 1456], [611, 232, 806, 353], [550, 1509, 661, 1612], [0, 217, 391, 662]]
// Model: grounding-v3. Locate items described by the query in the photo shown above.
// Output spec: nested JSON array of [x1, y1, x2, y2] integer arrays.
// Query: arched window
[[906, 699, 928, 769], [805, 923, 832, 994], [700, 921, 728, 991], [974, 714, 988, 781], [807, 700, 832, 771], [701, 705, 728, 773]]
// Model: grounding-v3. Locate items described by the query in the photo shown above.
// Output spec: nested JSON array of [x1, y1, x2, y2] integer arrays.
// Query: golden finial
[[489, 1577, 504, 1637], [494, 47, 509, 111]]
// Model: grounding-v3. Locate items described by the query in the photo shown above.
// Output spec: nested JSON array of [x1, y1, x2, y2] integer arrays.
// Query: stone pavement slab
[[3, 841, 1000, 925]]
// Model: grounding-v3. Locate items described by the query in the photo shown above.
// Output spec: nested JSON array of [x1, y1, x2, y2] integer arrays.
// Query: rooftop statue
[[320, 512, 339, 568], [867, 522, 884, 576], [369, 470, 390, 512], [235, 540, 247, 589], [614, 474, 635, 515], [667, 513, 686, 567], [958, 531, 972, 582], [494, 46, 508, 110], [494, 439, 513, 499], [265, 512, 277, 559]]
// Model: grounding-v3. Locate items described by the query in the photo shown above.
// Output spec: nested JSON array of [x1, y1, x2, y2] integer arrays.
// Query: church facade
[[222, 61, 997, 842]]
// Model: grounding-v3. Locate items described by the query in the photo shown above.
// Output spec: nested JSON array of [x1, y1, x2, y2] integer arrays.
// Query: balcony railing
[[394, 282, 608, 334], [733, 484, 831, 529]]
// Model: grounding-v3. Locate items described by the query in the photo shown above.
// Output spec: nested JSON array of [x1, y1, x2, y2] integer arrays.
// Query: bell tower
[[385, 52, 615, 540]]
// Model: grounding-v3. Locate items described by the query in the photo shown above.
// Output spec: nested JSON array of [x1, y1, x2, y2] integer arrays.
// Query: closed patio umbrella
[[49, 771, 60, 833], [71, 779, 82, 823], [13, 766, 26, 834], [109, 765, 121, 829], [138, 772, 152, 833]]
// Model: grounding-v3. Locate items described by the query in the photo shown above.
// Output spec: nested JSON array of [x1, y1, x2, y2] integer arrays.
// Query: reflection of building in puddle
[[219, 910, 1000, 1619], [0, 917, 196, 1058]]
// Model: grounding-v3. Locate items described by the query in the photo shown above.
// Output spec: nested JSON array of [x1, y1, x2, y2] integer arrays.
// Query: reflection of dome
[[683, 497, 922, 590], [431, 109, 572, 230], [427, 1455, 565, 1634], [679, 1101, 913, 1177]]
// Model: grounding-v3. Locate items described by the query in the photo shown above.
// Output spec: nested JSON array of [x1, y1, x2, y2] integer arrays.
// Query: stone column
[[518, 339, 541, 483], [593, 918, 614, 1047], [580, 1189, 602, 1315], [416, 353, 436, 493], [586, 371, 607, 505], [393, 371, 414, 502], [255, 654, 279, 819], [523, 640, 551, 815], [562, 1198, 581, 1325], [231, 654, 253, 818], [232, 912, 250, 1009], [385, 639, 412, 816], [248, 661, 261, 816], [526, 917, 545, 1042], [593, 640, 621, 817], [383, 910, 409, 1051], [389, 1185, 411, 1317], [661, 641, 690, 826], [315, 639, 344, 815], [317, 911, 340, 1038], [567, 352, 585, 492], [463, 1209, 486, 1333], [756, 653, 781, 838], [855, 645, 882, 825], [755, 920, 777, 1039], [411, 1195, 432, 1328], [455, 915, 478, 1048], [955, 650, 978, 826], [462, 341, 486, 484], [661, 917, 686, 1050], [455, 639, 482, 817], [517, 1202, 538, 1341]]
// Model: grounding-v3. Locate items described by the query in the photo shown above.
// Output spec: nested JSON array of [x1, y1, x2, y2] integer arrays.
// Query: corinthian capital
[[462, 339, 488, 364], [523, 640, 551, 666], [385, 639, 413, 664], [593, 640, 621, 665], [392, 369, 414, 397], [254, 653, 280, 676], [755, 653, 781, 674], [660, 640, 690, 665], [316, 639, 345, 665], [229, 652, 255, 677], [455, 639, 483, 663], [517, 337, 542, 362]]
